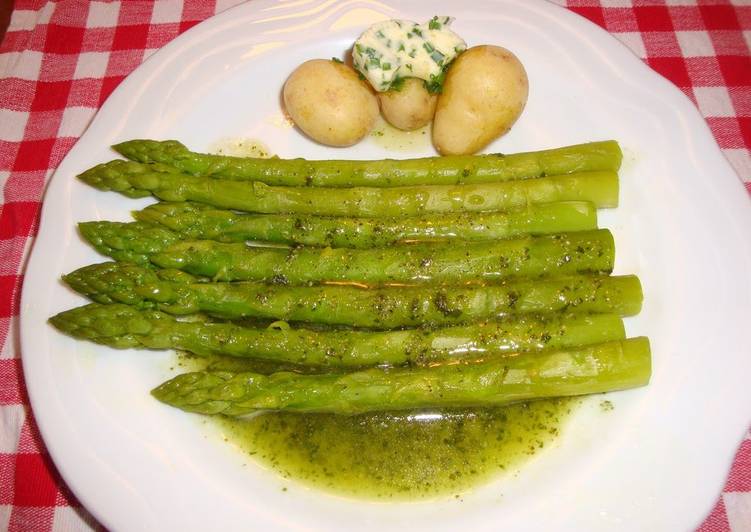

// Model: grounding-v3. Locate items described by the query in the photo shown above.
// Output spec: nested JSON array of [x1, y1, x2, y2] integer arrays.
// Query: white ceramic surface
[[20, 1, 751, 530]]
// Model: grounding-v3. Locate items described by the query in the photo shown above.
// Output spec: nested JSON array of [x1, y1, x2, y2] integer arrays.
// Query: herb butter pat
[[353, 17, 466, 92]]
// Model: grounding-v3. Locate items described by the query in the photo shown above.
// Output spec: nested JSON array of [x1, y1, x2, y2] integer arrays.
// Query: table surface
[[0, 1, 749, 531]]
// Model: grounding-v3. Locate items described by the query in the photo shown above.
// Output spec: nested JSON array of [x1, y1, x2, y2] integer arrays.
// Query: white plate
[[21, 0, 751, 530]]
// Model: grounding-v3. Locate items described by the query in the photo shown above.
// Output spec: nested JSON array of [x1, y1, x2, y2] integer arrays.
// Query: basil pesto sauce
[[176, 351, 578, 499], [216, 399, 576, 499]]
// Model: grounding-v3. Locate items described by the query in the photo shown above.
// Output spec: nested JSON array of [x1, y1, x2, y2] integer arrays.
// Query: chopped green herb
[[331, 57, 343, 64], [389, 77, 406, 91], [429, 16, 442, 30], [425, 67, 448, 94], [430, 49, 445, 65]]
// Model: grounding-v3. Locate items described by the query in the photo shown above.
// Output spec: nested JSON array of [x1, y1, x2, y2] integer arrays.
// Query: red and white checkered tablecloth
[[0, 1, 748, 530]]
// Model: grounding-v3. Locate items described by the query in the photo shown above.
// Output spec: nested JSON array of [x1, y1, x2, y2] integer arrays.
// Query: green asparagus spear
[[151, 337, 651, 415], [130, 201, 597, 249], [81, 202, 598, 262], [79, 221, 180, 264], [49, 303, 625, 367], [80, 228, 613, 283], [78, 160, 618, 216], [112, 139, 622, 187], [63, 262, 643, 327]]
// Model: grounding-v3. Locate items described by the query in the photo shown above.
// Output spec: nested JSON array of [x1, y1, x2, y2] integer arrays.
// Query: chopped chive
[[389, 77, 406, 91]]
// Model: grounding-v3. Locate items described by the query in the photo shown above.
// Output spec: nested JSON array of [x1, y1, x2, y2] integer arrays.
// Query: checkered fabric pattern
[[0, 1, 748, 530]]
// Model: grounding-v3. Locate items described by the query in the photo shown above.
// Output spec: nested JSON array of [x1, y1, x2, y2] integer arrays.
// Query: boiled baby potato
[[378, 78, 438, 131], [283, 59, 379, 147], [433, 45, 529, 155]]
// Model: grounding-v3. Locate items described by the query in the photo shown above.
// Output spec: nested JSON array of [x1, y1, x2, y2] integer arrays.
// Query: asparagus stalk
[[79, 221, 180, 264], [63, 262, 643, 327], [78, 160, 618, 216], [151, 337, 651, 415], [49, 303, 625, 367], [112, 139, 622, 187], [130, 201, 597, 249], [80, 229, 613, 284]]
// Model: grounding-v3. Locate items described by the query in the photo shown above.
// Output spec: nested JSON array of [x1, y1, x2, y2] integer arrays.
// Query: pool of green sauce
[[178, 352, 578, 500], [215, 399, 576, 500]]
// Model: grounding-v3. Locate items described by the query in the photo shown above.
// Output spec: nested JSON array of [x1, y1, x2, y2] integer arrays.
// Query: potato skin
[[283, 59, 379, 147], [433, 45, 529, 155], [378, 78, 438, 131]]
